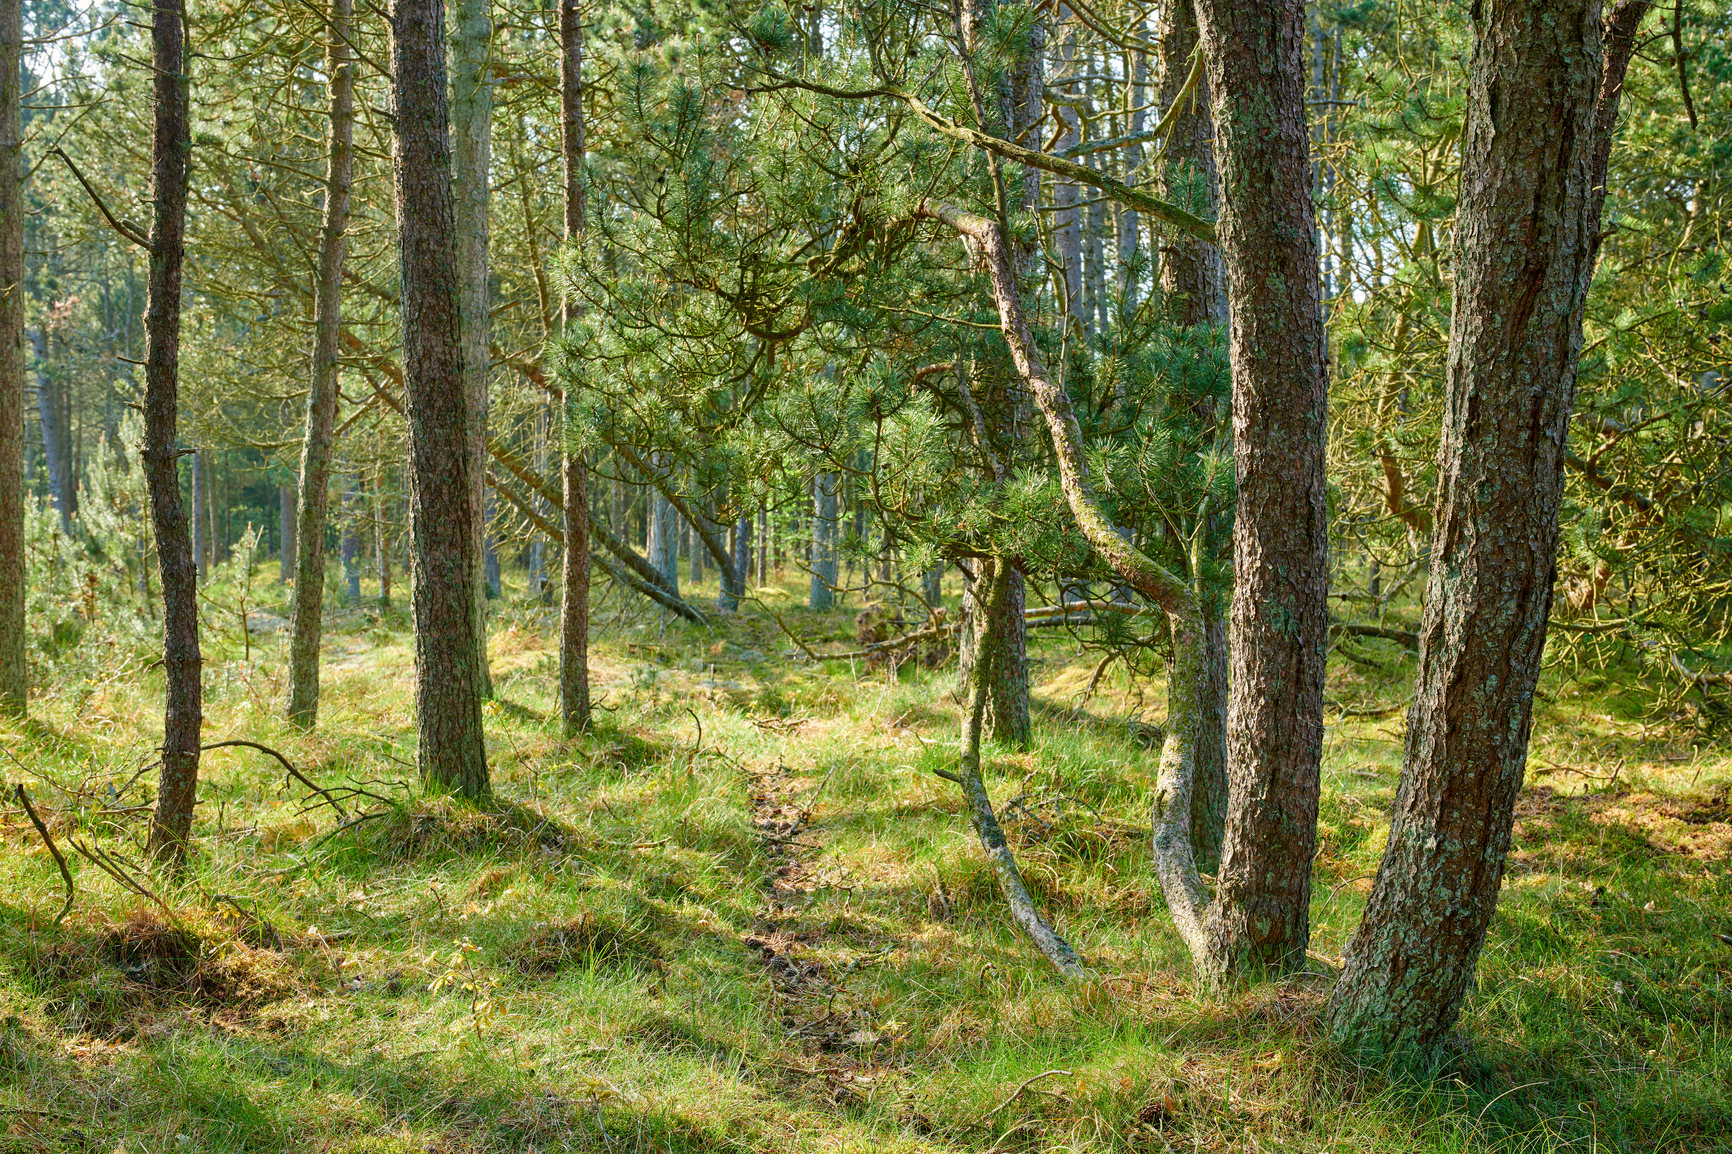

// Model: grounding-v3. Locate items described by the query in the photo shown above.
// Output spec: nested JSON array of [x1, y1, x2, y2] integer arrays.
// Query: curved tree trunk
[[558, 0, 590, 734], [1192, 0, 1330, 975], [143, 0, 199, 863], [390, 0, 489, 798], [1327, 0, 1652, 1062], [286, 0, 355, 728], [0, 0, 24, 716]]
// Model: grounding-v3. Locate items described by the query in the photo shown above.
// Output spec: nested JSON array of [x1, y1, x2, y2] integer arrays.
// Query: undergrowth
[[0, 570, 1727, 1152]]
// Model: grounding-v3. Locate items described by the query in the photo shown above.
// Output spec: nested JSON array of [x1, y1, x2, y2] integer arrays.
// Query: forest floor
[[1, 571, 1729, 1153]]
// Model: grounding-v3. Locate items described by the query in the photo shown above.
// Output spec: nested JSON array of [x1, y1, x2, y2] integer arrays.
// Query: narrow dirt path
[[742, 756, 884, 1106]]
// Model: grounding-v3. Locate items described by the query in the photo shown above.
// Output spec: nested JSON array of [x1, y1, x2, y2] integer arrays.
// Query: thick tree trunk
[[143, 0, 200, 863], [452, 0, 493, 698], [28, 330, 72, 530], [1327, 0, 1650, 1062], [279, 482, 296, 584], [983, 567, 1030, 747], [287, 0, 355, 727], [557, 0, 590, 733], [390, 0, 488, 798], [1192, 0, 1330, 975], [0, 0, 23, 716]]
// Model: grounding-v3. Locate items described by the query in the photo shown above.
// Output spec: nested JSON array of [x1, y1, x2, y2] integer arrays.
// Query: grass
[[1, 566, 1728, 1152]]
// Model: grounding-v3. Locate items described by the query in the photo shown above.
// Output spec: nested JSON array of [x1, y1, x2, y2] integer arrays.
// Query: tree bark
[[810, 471, 838, 609], [558, 0, 590, 734], [1192, 0, 1330, 974], [1327, 0, 1651, 1062], [452, 0, 492, 699], [28, 330, 72, 531], [287, 0, 355, 727], [1157, 0, 1229, 871], [390, 0, 488, 798], [0, 0, 24, 716], [143, 0, 200, 864]]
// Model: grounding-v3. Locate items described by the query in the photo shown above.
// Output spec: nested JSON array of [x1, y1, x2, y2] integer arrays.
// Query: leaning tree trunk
[[1157, 0, 1229, 871], [286, 0, 355, 728], [557, 0, 590, 734], [452, 0, 492, 698], [0, 0, 23, 717], [390, 0, 489, 799], [1327, 0, 1651, 1062], [1192, 0, 1330, 975], [142, 0, 199, 863]]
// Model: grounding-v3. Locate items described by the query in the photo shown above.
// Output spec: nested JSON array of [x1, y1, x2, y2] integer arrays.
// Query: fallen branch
[[14, 783, 75, 926], [203, 739, 350, 820]]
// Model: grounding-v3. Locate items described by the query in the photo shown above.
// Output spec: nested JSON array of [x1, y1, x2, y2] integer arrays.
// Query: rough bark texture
[[286, 0, 355, 728], [452, 0, 493, 699], [391, 0, 489, 799], [1327, 0, 1647, 1061], [982, 567, 1031, 746], [0, 0, 23, 715], [143, 0, 200, 863], [1157, 0, 1229, 871], [1192, 0, 1330, 974], [558, 0, 590, 734]]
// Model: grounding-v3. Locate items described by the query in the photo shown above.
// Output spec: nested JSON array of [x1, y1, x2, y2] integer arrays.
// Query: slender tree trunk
[[279, 482, 297, 584], [557, 0, 590, 733], [143, 0, 200, 863], [1158, 0, 1228, 871], [390, 0, 488, 798], [955, 557, 1086, 976], [287, 0, 355, 727], [810, 471, 838, 610], [375, 470, 390, 608], [0, 0, 24, 716], [452, 0, 493, 698], [190, 449, 209, 581], [342, 471, 362, 602], [1192, 0, 1330, 975], [1327, 0, 1651, 1062], [27, 331, 72, 531]]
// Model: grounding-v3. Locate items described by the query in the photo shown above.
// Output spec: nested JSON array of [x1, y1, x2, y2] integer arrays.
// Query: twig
[[772, 612, 822, 661], [982, 1069, 1072, 1121], [202, 739, 348, 819], [14, 783, 75, 926], [309, 809, 392, 848]]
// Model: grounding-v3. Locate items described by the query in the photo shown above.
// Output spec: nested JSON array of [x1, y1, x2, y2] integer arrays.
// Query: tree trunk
[[342, 471, 362, 603], [375, 470, 391, 608], [451, 0, 493, 698], [190, 449, 209, 581], [143, 0, 200, 864], [983, 567, 1030, 747], [810, 471, 838, 610], [28, 330, 72, 531], [1327, 0, 1651, 1062], [557, 0, 590, 733], [279, 482, 296, 584], [287, 0, 354, 727], [1192, 0, 1330, 975], [1157, 0, 1229, 872], [955, 557, 1086, 976], [390, 0, 489, 798], [0, 0, 24, 716]]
